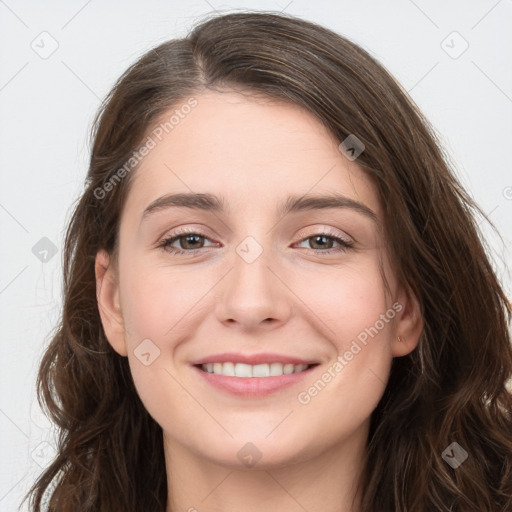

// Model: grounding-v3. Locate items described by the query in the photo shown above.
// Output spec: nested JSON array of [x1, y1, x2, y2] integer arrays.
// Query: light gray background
[[1, 0, 511, 510]]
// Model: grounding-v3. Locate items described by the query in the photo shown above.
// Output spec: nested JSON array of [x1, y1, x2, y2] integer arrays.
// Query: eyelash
[[157, 228, 354, 256]]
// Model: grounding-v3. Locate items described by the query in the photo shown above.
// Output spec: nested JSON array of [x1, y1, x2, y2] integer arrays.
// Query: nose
[[215, 240, 292, 332]]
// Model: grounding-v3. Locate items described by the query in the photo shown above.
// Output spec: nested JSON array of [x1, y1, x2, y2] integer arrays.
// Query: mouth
[[192, 361, 321, 398], [195, 362, 318, 377]]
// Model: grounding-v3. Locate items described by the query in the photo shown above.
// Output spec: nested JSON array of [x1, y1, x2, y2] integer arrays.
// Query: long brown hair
[[22, 10, 512, 512]]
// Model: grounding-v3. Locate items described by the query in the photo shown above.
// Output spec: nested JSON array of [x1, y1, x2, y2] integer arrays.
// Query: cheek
[[290, 259, 393, 344], [118, 263, 198, 429], [120, 261, 195, 343], [290, 263, 394, 410]]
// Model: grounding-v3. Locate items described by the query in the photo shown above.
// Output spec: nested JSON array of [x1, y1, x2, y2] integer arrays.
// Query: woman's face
[[96, 90, 422, 469]]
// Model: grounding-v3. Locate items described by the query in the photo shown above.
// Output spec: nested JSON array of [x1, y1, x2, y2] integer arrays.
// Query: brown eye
[[295, 232, 354, 254], [307, 235, 337, 250], [174, 234, 205, 250], [159, 231, 217, 255]]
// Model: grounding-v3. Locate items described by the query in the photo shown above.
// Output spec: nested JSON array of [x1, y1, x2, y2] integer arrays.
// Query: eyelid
[[155, 224, 216, 244], [294, 225, 354, 244], [157, 227, 218, 250], [160, 225, 353, 246]]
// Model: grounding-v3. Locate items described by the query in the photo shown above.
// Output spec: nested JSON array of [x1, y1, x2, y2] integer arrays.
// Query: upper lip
[[191, 352, 320, 366]]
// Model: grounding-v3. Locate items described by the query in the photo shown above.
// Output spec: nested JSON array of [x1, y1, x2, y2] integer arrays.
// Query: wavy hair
[[22, 10, 512, 512]]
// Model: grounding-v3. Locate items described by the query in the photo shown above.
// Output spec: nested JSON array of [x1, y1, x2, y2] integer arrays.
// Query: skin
[[95, 90, 423, 512]]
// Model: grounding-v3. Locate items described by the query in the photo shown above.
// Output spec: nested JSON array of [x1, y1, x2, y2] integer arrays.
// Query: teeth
[[200, 362, 311, 377]]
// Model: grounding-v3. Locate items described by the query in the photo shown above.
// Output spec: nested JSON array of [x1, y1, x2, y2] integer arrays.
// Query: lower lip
[[192, 365, 317, 398]]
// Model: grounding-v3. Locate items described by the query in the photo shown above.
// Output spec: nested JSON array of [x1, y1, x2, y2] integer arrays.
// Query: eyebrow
[[140, 192, 377, 225]]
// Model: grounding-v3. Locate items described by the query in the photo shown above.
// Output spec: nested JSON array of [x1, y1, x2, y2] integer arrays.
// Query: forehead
[[124, 90, 381, 221]]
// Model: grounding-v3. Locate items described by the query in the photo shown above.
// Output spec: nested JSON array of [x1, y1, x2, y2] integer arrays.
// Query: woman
[[22, 10, 512, 512]]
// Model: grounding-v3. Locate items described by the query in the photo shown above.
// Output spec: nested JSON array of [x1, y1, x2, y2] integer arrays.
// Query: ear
[[391, 283, 423, 357], [95, 249, 128, 356]]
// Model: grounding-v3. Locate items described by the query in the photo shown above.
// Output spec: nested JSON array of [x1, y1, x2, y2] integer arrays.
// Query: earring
[[397, 335, 404, 343]]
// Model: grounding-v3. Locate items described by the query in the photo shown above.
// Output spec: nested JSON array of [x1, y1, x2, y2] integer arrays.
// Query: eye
[[157, 228, 354, 256], [294, 231, 354, 255], [158, 229, 217, 255]]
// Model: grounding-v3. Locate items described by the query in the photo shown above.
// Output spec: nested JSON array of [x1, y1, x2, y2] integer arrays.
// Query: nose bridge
[[215, 231, 291, 328]]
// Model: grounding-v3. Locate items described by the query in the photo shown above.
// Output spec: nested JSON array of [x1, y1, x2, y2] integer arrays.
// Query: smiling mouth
[[196, 362, 319, 378]]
